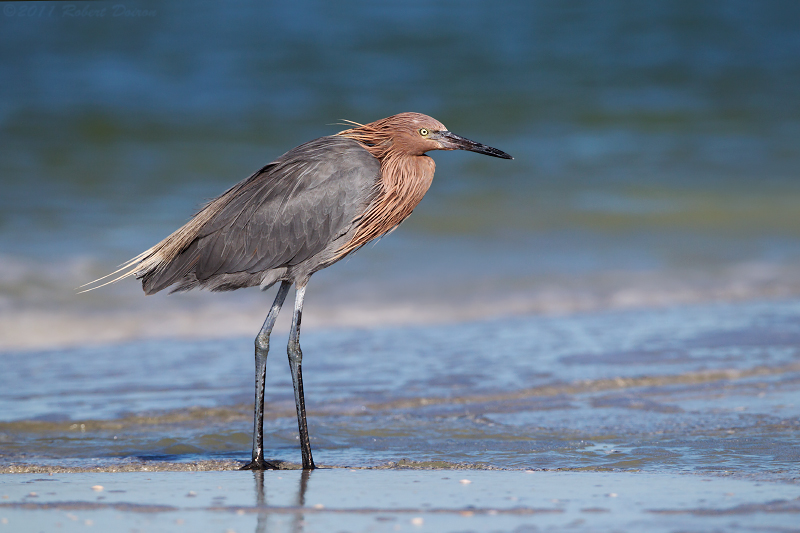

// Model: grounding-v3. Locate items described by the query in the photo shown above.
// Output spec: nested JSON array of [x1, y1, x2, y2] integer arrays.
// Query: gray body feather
[[137, 136, 381, 294]]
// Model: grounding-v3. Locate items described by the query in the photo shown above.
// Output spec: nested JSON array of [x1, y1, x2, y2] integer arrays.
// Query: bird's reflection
[[254, 469, 311, 533]]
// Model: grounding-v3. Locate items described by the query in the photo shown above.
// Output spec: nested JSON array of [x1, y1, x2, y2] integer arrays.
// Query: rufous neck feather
[[335, 122, 435, 257]]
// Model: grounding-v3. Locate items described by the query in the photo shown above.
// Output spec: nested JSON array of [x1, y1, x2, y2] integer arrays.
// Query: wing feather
[[138, 136, 379, 293]]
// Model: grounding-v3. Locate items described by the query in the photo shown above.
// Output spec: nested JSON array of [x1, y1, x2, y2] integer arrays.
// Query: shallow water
[[1, 299, 797, 476]]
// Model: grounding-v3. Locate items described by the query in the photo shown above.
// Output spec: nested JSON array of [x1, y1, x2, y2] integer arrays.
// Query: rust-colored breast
[[335, 153, 435, 258]]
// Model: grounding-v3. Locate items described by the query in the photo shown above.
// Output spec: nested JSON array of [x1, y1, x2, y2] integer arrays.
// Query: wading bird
[[86, 112, 512, 470]]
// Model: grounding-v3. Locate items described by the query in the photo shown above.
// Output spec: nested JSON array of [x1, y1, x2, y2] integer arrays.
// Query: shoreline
[[4, 285, 800, 354]]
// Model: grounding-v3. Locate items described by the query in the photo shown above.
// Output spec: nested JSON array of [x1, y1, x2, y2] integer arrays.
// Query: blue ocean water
[[2, 2, 800, 351]]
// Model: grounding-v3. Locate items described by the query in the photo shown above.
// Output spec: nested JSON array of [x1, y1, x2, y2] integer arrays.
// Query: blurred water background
[[1, 1, 799, 478], [2, 1, 800, 349]]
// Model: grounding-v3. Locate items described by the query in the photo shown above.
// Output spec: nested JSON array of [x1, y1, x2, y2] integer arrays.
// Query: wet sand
[[2, 469, 799, 533]]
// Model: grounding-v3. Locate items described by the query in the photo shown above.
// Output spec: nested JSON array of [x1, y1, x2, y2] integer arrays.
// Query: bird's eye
[[419, 128, 429, 136]]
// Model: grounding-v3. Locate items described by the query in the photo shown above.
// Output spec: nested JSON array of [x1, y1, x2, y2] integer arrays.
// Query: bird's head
[[338, 112, 513, 160]]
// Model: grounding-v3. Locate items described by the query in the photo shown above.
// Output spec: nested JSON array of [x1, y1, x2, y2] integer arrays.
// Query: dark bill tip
[[436, 131, 514, 160]]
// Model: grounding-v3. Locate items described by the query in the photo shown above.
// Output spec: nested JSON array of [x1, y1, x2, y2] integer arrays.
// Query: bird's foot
[[240, 458, 280, 471]]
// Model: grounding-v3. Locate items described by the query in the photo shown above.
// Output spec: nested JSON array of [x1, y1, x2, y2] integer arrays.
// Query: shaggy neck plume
[[335, 117, 436, 257]]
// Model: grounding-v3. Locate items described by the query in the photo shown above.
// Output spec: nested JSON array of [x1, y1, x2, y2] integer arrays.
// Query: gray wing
[[140, 136, 380, 294]]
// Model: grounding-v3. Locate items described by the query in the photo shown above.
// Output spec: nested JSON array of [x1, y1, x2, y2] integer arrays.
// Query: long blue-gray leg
[[241, 280, 291, 471], [288, 281, 316, 469]]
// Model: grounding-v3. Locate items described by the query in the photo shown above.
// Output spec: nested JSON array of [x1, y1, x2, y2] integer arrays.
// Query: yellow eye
[[419, 128, 429, 136]]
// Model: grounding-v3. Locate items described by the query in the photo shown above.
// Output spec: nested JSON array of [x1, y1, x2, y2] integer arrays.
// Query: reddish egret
[[87, 112, 512, 469]]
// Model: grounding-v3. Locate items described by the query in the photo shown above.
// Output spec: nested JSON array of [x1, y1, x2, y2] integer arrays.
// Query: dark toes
[[240, 459, 279, 470]]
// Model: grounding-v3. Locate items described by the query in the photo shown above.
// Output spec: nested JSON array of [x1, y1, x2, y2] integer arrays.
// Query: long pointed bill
[[434, 131, 513, 159]]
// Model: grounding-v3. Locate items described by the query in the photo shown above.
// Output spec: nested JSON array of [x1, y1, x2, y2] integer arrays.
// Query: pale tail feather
[[76, 248, 160, 293], [77, 187, 237, 294]]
